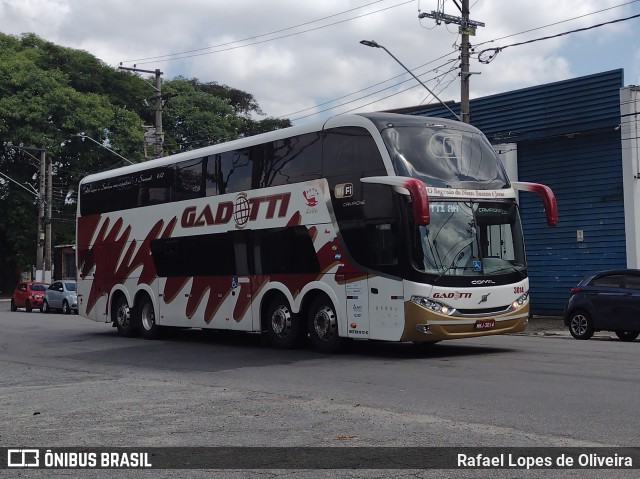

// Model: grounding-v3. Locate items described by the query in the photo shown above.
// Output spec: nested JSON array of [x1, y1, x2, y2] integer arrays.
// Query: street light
[[72, 133, 134, 165], [359, 40, 461, 121]]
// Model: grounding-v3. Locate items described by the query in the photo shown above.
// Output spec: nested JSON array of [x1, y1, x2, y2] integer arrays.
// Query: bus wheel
[[266, 295, 303, 349], [137, 296, 160, 340], [113, 296, 137, 337], [308, 295, 344, 354]]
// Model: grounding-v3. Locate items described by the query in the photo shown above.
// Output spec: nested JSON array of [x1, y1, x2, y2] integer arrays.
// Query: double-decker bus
[[76, 112, 556, 352]]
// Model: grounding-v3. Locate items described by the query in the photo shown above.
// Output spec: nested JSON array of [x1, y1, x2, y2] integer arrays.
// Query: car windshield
[[30, 284, 47, 291], [411, 200, 526, 278], [64, 282, 77, 292]]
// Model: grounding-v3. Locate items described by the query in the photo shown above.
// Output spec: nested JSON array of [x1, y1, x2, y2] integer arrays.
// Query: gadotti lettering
[[181, 193, 290, 228]]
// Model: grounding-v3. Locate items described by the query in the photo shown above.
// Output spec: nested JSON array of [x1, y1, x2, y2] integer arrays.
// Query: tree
[[0, 33, 291, 292]]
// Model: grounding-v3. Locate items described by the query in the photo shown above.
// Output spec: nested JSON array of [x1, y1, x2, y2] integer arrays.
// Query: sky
[[1, 0, 640, 125]]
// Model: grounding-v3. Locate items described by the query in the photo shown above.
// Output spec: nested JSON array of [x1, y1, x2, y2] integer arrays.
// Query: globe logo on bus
[[234, 193, 251, 228]]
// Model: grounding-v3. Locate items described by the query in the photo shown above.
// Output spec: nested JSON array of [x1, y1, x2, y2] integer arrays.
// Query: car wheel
[[10, 299, 17, 312], [112, 296, 137, 337], [615, 331, 639, 342], [308, 294, 344, 354], [41, 300, 50, 314], [137, 296, 160, 340], [568, 311, 594, 340], [62, 301, 71, 315], [266, 294, 304, 349]]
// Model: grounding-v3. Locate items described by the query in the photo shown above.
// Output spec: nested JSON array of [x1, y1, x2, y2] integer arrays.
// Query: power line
[[125, 0, 387, 63], [473, 0, 640, 48], [125, 0, 414, 65], [279, 55, 458, 119], [477, 13, 640, 64]]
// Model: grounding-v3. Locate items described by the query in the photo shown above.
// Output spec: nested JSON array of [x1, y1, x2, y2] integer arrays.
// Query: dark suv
[[11, 282, 50, 312], [564, 269, 640, 341]]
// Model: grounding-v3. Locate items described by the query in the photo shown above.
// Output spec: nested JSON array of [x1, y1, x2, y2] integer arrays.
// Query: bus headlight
[[511, 293, 529, 309], [411, 296, 455, 315]]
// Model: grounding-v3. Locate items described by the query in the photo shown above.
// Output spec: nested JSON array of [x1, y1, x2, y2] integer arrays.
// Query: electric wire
[[126, 0, 415, 65], [477, 13, 640, 64]]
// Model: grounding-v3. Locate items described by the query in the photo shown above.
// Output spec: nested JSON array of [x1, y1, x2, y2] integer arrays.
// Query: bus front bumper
[[401, 301, 529, 342]]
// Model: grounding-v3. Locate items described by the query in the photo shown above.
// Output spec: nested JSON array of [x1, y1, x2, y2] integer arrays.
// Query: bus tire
[[137, 296, 161, 340], [112, 296, 137, 337], [307, 295, 344, 354], [266, 294, 303, 349]]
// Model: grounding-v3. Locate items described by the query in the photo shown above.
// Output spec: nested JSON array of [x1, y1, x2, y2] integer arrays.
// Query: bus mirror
[[403, 178, 430, 226], [360, 176, 430, 225], [512, 181, 558, 226]]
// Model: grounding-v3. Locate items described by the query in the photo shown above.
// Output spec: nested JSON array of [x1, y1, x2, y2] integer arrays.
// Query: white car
[[41, 280, 78, 314]]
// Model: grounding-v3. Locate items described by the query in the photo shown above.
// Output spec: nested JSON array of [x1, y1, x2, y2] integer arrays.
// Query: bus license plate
[[475, 319, 495, 330]]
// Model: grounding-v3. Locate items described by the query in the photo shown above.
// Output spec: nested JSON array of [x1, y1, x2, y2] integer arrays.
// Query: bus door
[[366, 223, 404, 341]]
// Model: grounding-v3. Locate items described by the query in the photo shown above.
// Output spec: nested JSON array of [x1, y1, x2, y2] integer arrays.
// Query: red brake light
[[569, 287, 581, 295]]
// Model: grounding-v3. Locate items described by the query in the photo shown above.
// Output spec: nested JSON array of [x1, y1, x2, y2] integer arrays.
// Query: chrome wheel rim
[[141, 302, 155, 331], [116, 303, 130, 328], [271, 304, 291, 338], [313, 305, 337, 341]]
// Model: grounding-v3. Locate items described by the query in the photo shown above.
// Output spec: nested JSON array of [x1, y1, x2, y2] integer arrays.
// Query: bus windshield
[[381, 125, 509, 190], [412, 201, 526, 277]]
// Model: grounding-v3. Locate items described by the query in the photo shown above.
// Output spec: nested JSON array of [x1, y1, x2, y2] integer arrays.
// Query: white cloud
[[1, 0, 638, 123]]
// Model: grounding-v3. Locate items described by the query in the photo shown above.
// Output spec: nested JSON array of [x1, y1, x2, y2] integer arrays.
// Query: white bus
[[76, 112, 556, 352]]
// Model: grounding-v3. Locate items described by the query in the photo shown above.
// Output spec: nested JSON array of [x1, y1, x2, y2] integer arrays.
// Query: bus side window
[[173, 157, 204, 202], [254, 226, 319, 274], [372, 223, 397, 266], [219, 149, 251, 194], [322, 127, 385, 177]]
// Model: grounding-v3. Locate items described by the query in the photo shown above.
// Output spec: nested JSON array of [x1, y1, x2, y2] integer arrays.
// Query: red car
[[10, 282, 50, 312]]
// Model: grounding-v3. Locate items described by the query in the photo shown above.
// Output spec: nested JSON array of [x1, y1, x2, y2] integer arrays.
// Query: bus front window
[[382, 126, 509, 190], [413, 201, 526, 278]]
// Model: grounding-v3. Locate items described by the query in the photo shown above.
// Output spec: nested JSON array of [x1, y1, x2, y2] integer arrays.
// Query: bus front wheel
[[307, 295, 344, 354], [113, 296, 137, 337], [266, 295, 303, 349]]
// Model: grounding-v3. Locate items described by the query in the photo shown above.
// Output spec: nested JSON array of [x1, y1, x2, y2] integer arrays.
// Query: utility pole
[[45, 149, 53, 282], [419, 0, 484, 123], [118, 65, 165, 158], [37, 147, 46, 281], [5, 143, 50, 281]]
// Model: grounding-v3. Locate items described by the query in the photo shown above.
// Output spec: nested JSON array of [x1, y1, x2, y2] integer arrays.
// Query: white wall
[[620, 86, 640, 269]]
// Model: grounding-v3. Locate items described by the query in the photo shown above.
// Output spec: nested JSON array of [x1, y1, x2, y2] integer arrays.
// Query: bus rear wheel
[[113, 296, 137, 337], [307, 295, 344, 354], [137, 296, 160, 340], [266, 295, 303, 349]]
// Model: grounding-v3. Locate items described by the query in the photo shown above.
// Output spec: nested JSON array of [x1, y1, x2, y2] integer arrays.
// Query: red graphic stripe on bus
[[82, 216, 174, 314]]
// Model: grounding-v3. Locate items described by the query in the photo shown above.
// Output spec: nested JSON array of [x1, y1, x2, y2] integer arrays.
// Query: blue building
[[398, 69, 639, 315]]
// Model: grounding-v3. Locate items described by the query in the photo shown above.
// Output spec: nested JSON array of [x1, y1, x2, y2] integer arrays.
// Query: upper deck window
[[381, 125, 509, 190]]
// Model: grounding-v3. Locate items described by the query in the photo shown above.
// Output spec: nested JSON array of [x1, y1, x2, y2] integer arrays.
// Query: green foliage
[[0, 32, 291, 287]]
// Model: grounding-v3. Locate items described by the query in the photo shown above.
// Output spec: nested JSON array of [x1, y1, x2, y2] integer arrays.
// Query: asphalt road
[[0, 306, 638, 478]]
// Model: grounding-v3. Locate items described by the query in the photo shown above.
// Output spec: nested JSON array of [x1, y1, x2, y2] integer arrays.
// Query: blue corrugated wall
[[410, 69, 626, 314], [518, 132, 626, 314]]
